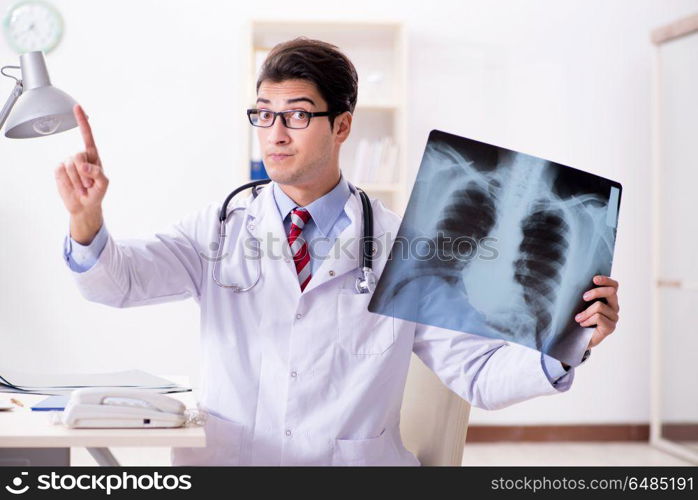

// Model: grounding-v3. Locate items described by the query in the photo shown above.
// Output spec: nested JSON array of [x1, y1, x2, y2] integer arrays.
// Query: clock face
[[2, 0, 63, 54]]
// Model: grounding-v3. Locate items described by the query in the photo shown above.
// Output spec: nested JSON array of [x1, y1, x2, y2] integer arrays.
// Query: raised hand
[[54, 104, 109, 244]]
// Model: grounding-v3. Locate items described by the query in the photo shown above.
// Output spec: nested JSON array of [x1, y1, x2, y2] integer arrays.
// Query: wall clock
[[2, 1, 63, 54]]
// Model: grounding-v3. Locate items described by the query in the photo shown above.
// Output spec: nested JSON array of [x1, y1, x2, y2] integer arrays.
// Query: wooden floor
[[70, 443, 696, 466], [460, 443, 696, 466]]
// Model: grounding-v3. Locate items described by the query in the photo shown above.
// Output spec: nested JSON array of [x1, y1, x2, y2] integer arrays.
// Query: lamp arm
[[0, 66, 24, 133]]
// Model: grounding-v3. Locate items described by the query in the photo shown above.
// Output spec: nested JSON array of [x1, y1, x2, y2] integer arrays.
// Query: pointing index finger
[[74, 104, 100, 163]]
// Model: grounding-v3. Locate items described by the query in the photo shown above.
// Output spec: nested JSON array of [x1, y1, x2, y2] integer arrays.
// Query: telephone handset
[[62, 387, 187, 428]]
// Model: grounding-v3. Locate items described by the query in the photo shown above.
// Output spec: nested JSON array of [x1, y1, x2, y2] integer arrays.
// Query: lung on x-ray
[[368, 130, 622, 366]]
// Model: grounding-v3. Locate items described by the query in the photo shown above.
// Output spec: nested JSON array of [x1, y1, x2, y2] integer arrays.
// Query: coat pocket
[[337, 290, 395, 355], [332, 428, 390, 466], [170, 408, 245, 466]]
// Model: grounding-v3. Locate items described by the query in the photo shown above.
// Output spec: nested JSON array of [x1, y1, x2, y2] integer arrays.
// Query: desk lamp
[[0, 50, 77, 138]]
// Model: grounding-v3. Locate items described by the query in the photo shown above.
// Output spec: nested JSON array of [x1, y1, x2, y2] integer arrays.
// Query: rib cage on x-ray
[[369, 130, 621, 366]]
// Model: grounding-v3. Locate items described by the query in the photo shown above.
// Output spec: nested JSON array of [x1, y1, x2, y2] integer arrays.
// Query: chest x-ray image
[[369, 130, 622, 366]]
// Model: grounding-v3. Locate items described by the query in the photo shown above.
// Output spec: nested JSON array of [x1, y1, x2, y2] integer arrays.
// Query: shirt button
[[285, 429, 292, 437], [285, 258, 291, 263], [295, 313, 302, 320], [290, 371, 297, 378], [329, 270, 335, 277], [247, 222, 255, 231]]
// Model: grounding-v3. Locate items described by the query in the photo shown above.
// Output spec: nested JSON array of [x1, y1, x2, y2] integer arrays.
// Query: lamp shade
[[4, 51, 78, 138]]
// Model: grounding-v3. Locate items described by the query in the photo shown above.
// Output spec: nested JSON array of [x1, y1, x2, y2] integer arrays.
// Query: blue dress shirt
[[272, 174, 351, 276], [62, 173, 571, 387]]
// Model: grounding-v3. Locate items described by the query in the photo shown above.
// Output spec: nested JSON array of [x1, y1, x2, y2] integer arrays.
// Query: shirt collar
[[272, 173, 351, 237]]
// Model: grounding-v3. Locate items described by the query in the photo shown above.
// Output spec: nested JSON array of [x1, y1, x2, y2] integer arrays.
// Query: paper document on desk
[[0, 369, 190, 396]]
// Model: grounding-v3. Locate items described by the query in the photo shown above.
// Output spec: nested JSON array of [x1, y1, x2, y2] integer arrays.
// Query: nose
[[265, 114, 291, 145]]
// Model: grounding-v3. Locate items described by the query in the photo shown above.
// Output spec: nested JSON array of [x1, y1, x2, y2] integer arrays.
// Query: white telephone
[[62, 387, 187, 428]]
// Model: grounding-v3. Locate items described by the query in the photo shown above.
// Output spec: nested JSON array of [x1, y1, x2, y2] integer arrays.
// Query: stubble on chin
[[268, 147, 334, 187], [268, 165, 307, 186], [269, 158, 321, 186]]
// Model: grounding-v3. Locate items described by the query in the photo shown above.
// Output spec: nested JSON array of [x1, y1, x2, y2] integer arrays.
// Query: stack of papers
[[0, 369, 190, 396]]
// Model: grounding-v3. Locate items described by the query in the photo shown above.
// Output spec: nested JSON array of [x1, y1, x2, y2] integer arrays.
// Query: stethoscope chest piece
[[355, 267, 377, 294]]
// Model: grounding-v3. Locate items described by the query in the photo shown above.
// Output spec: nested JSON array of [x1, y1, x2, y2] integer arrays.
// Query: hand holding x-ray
[[576, 275, 620, 349]]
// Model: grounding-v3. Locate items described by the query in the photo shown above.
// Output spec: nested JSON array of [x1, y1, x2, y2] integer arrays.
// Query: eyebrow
[[255, 96, 316, 107]]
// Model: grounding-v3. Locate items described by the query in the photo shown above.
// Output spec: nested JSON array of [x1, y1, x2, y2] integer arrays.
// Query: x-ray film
[[368, 130, 622, 366]]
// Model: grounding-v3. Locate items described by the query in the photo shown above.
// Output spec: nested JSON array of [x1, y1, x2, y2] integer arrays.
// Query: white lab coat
[[66, 181, 573, 466]]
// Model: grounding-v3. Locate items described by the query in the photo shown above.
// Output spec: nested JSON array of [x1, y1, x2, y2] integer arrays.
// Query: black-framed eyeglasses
[[246, 108, 331, 129]]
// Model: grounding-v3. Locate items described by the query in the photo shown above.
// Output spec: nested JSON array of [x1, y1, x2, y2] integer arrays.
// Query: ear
[[333, 111, 353, 145]]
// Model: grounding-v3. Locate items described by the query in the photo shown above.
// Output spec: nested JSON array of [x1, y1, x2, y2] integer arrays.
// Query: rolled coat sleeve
[[63, 204, 217, 308], [412, 323, 575, 411]]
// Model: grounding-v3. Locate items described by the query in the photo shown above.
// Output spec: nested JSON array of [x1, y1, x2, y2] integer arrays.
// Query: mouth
[[267, 153, 294, 162]]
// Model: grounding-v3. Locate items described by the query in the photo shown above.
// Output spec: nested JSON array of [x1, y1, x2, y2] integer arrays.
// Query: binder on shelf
[[250, 130, 269, 180], [250, 160, 268, 181]]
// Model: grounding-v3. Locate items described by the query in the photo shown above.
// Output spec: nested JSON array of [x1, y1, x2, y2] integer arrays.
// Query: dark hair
[[256, 37, 358, 129]]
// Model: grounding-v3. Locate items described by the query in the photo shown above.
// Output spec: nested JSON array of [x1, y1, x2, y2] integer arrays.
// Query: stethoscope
[[212, 179, 376, 294]]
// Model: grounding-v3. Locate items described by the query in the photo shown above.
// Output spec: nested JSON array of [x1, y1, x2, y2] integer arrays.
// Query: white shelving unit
[[242, 20, 408, 215]]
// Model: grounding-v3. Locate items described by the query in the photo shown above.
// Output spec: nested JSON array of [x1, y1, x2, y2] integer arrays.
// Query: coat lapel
[[302, 187, 364, 294], [244, 183, 303, 298]]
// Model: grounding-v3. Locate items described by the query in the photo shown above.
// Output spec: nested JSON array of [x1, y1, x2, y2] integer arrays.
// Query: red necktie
[[287, 207, 312, 291]]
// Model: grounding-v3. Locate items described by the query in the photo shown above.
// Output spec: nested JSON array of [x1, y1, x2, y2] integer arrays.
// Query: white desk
[[0, 378, 205, 466]]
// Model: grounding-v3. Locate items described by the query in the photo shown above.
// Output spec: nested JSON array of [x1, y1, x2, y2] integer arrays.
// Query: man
[[55, 38, 620, 466]]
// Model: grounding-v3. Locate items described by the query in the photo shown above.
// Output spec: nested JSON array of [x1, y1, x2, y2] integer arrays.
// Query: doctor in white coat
[[54, 38, 620, 466]]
